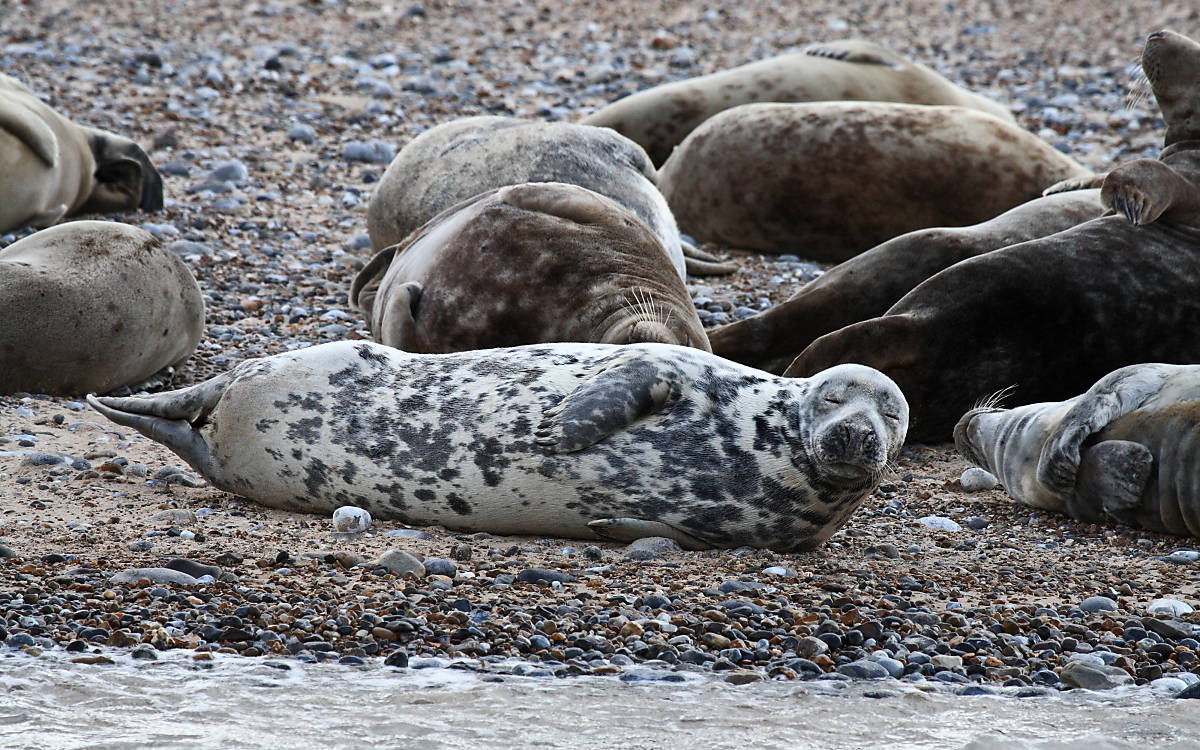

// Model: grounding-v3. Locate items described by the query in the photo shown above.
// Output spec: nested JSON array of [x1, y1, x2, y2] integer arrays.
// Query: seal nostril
[[1148, 31, 1167, 40]]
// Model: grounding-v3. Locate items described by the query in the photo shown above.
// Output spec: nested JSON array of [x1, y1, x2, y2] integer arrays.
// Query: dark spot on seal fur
[[286, 416, 323, 445]]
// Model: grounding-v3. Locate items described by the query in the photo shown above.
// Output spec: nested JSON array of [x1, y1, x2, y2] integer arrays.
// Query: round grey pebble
[[423, 557, 457, 577], [960, 467, 998, 491], [287, 124, 317, 143], [1079, 596, 1118, 613], [516, 568, 575, 584], [342, 139, 396, 164], [207, 159, 249, 183], [836, 659, 891, 679]]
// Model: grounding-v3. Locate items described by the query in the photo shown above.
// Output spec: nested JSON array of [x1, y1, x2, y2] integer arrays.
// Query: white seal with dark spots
[[87, 341, 908, 552]]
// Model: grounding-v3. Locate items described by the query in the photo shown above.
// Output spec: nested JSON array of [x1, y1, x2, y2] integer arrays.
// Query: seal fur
[[0, 73, 163, 234], [657, 101, 1089, 261], [351, 182, 710, 353], [0, 221, 204, 395], [580, 39, 1015, 166], [955, 363, 1200, 536], [786, 30, 1200, 441], [87, 341, 908, 552]]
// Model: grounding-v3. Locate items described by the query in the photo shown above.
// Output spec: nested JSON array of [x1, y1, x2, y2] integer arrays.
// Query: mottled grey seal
[[581, 39, 1014, 166], [0, 74, 163, 234], [955, 363, 1200, 536], [0, 221, 204, 395], [708, 189, 1105, 373], [87, 340, 908, 551], [784, 29, 1200, 441], [351, 182, 709, 352], [365, 115, 733, 277], [657, 101, 1090, 261]]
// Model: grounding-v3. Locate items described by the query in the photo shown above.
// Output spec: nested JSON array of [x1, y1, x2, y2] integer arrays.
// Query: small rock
[[959, 467, 998, 491], [287, 124, 317, 144], [516, 568, 575, 584], [1167, 550, 1199, 565], [762, 566, 796, 577], [1079, 596, 1118, 613], [931, 655, 963, 670], [1059, 661, 1133, 690], [1142, 617, 1194, 641], [725, 669, 764, 685], [207, 159, 248, 183], [342, 139, 395, 164], [1148, 598, 1194, 617], [384, 529, 430, 540], [917, 516, 961, 532], [375, 549, 424, 578], [624, 536, 679, 559], [423, 557, 457, 577], [332, 506, 371, 533], [837, 659, 891, 679], [109, 568, 198, 585], [165, 557, 221, 580], [384, 650, 409, 668]]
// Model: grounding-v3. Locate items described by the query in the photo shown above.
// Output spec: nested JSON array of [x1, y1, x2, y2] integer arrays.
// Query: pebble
[[836, 659, 891, 679], [374, 549, 424, 578], [109, 568, 199, 585], [516, 568, 575, 584], [207, 160, 249, 184], [384, 529, 430, 540], [342, 140, 396, 164], [287, 124, 317, 143], [624, 536, 679, 559], [959, 468, 998, 491], [332, 506, 372, 533], [1167, 550, 1200, 565], [422, 558, 457, 577], [1059, 661, 1133, 690], [1079, 596, 1118, 613], [1148, 598, 1194, 616], [916, 516, 961, 532]]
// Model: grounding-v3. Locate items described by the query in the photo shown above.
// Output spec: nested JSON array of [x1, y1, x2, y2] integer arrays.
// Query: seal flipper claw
[[587, 518, 711, 550], [536, 355, 680, 452], [1043, 173, 1107, 196], [1069, 439, 1153, 523]]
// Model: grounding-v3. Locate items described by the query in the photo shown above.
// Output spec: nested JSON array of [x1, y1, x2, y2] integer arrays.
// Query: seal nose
[[821, 420, 881, 468], [1147, 30, 1166, 41], [627, 320, 677, 345]]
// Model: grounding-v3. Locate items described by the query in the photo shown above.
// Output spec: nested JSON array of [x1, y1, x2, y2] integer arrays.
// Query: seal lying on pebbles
[[365, 115, 733, 277], [351, 182, 709, 352], [785, 29, 1200, 441], [956, 363, 1200, 536], [0, 221, 204, 395], [657, 101, 1090, 261], [87, 340, 908, 551], [708, 189, 1105, 373], [0, 73, 163, 234], [580, 39, 1014, 166]]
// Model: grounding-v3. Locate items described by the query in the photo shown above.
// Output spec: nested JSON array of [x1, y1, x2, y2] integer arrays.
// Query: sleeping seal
[[87, 340, 908, 551], [0, 73, 163, 234], [956, 363, 1200, 537], [351, 183, 709, 352]]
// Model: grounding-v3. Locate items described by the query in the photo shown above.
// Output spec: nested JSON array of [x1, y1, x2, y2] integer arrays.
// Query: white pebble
[[1148, 598, 1194, 616], [332, 505, 372, 533], [960, 467, 998, 492], [917, 515, 962, 532]]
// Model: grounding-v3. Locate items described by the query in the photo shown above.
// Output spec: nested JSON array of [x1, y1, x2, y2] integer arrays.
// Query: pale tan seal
[[87, 340, 908, 551], [657, 101, 1090, 261], [365, 115, 733, 277], [581, 39, 1015, 165], [0, 74, 163, 234], [956, 364, 1200, 537], [0, 221, 204, 395], [351, 182, 709, 353]]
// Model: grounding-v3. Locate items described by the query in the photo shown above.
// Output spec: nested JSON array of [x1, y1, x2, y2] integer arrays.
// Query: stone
[[375, 549, 425, 578], [516, 568, 575, 584], [1148, 598, 1194, 617], [1079, 596, 1118, 613], [1059, 661, 1132, 690], [332, 506, 372, 533], [109, 568, 199, 585], [917, 516, 961, 532], [836, 659, 891, 679], [959, 467, 998, 491]]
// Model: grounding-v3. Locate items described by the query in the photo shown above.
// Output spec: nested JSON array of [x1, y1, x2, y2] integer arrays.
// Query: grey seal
[[0, 73, 163, 234], [657, 101, 1090, 261], [0, 221, 204, 395], [956, 363, 1200, 536], [365, 116, 733, 277], [351, 182, 709, 352], [581, 39, 1015, 166], [785, 30, 1200, 441], [87, 340, 908, 551]]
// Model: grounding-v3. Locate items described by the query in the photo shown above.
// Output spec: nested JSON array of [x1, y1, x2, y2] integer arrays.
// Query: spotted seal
[[708, 189, 1105, 373], [956, 364, 1200, 536], [657, 101, 1090, 261], [0, 73, 163, 234], [365, 115, 733, 277], [0, 221, 204, 395], [581, 39, 1015, 166], [785, 30, 1200, 441], [351, 182, 709, 352], [87, 340, 908, 551]]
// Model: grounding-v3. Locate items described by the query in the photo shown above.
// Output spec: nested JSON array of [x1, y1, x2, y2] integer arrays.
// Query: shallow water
[[2, 653, 1199, 750]]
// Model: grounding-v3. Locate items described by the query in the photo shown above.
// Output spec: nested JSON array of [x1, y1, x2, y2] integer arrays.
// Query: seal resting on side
[[581, 39, 1014, 166], [350, 183, 709, 353], [0, 74, 163, 234], [657, 101, 1090, 261], [956, 364, 1200, 537], [87, 340, 908, 551], [365, 116, 732, 277], [0, 221, 204, 395], [785, 30, 1200, 441], [708, 189, 1105, 373]]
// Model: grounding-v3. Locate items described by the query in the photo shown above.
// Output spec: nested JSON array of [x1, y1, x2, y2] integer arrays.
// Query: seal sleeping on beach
[[365, 116, 732, 277], [351, 183, 709, 353], [956, 364, 1200, 537], [0, 73, 163, 234], [580, 39, 1014, 166], [87, 341, 908, 551], [786, 30, 1200, 441]]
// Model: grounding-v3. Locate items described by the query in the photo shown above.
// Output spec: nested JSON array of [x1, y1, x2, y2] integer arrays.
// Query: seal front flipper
[[534, 354, 681, 452], [1068, 439, 1153, 524], [1101, 159, 1200, 225], [681, 240, 736, 276], [1043, 173, 1107, 196], [1036, 364, 1169, 494], [0, 99, 58, 166], [587, 518, 711, 550]]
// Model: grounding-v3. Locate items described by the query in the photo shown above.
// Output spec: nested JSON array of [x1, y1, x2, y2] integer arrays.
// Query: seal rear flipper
[[1068, 439, 1153, 525], [86, 392, 221, 480], [534, 355, 681, 452], [587, 518, 711, 550], [681, 240, 736, 275]]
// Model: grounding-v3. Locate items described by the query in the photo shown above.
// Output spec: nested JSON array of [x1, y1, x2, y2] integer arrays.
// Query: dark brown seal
[[786, 31, 1200, 442], [0, 221, 204, 395], [708, 189, 1105, 373], [351, 182, 709, 353], [580, 40, 1014, 166], [657, 101, 1089, 261], [0, 73, 163, 234]]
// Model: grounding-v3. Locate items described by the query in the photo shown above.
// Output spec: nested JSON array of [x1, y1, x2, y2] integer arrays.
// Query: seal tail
[[85, 371, 234, 480]]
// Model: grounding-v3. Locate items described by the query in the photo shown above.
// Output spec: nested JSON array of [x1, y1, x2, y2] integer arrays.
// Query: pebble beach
[[3, 0, 1200, 705]]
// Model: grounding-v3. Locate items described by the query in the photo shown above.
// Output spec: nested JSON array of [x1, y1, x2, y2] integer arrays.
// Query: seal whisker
[[1125, 63, 1150, 112], [973, 384, 1017, 413]]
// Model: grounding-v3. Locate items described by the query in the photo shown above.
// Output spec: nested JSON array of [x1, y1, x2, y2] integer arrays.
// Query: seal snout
[[953, 407, 999, 468], [813, 418, 888, 480]]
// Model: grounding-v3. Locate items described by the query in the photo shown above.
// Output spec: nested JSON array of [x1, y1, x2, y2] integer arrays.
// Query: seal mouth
[[818, 460, 877, 482]]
